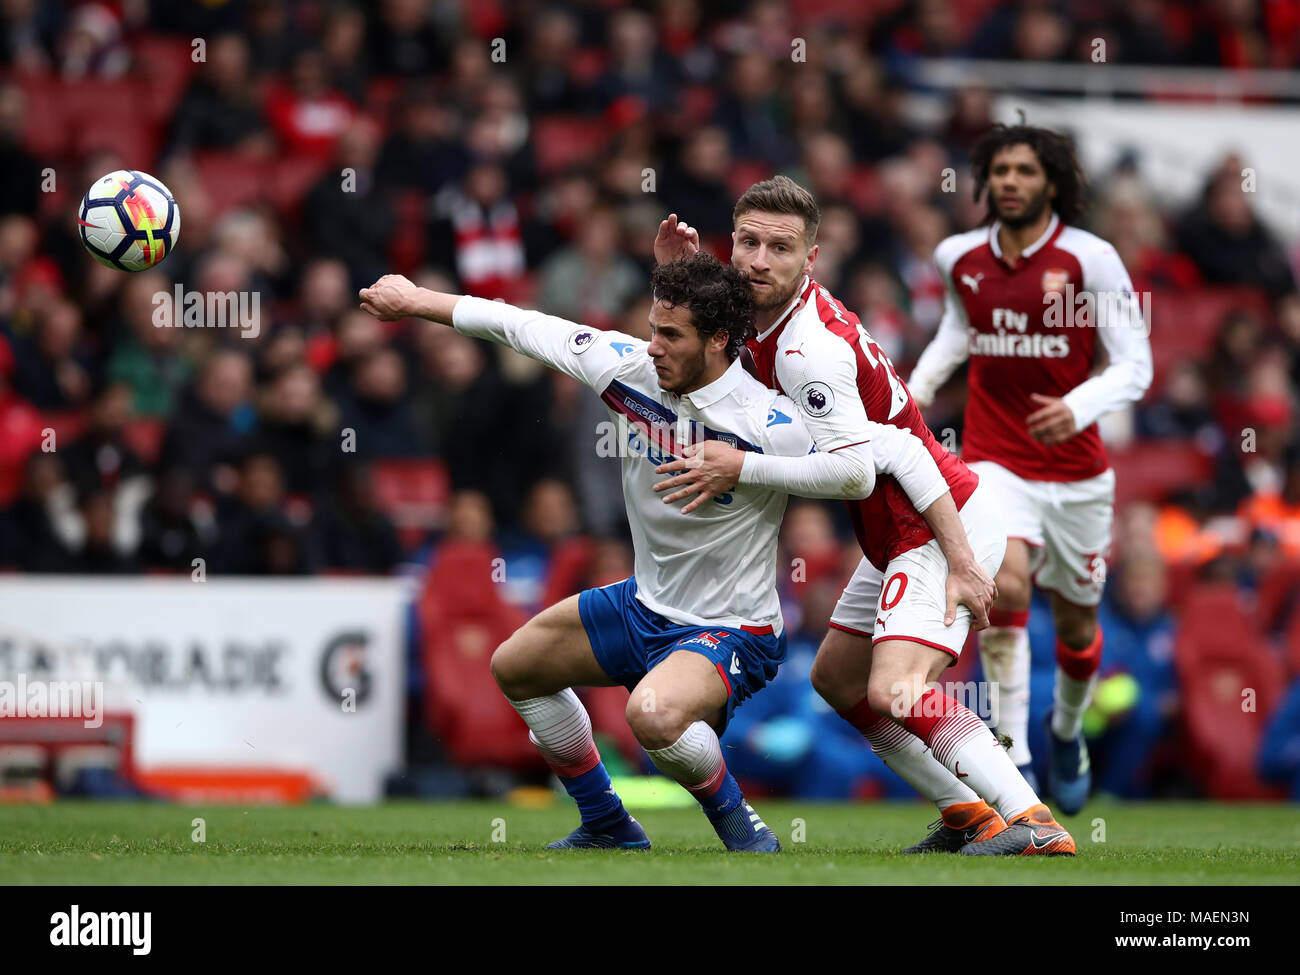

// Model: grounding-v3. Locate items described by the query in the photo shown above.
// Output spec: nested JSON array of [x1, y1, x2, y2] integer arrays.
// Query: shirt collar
[[754, 275, 811, 343], [680, 355, 746, 410], [989, 211, 1060, 262]]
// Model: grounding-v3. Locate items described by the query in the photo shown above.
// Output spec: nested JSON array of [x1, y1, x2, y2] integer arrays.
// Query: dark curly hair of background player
[[650, 252, 757, 363], [970, 123, 1089, 226]]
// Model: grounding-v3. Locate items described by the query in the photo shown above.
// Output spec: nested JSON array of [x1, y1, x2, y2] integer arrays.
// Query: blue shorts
[[578, 577, 787, 733]]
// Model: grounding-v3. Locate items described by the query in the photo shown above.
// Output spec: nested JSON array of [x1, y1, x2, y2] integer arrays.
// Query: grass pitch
[[1, 799, 1297, 885]]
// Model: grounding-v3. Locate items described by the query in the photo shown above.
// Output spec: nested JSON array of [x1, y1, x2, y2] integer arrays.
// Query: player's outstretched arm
[[359, 274, 629, 393], [359, 273, 459, 324]]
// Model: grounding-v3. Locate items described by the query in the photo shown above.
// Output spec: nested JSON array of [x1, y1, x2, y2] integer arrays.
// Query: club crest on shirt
[[798, 381, 834, 417], [1042, 268, 1070, 293], [567, 330, 596, 354]]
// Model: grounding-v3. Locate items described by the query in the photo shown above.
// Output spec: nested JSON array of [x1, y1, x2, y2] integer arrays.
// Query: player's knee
[[625, 695, 690, 751], [866, 670, 927, 721], [993, 568, 1032, 611], [1055, 612, 1097, 651], [809, 652, 859, 713], [490, 636, 534, 701]]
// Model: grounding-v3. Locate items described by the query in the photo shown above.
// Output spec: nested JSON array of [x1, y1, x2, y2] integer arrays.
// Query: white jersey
[[452, 296, 816, 635]]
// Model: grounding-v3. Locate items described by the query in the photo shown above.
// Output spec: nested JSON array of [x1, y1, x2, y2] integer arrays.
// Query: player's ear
[[804, 243, 818, 276]]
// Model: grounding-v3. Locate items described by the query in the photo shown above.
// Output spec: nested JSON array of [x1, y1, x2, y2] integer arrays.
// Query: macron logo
[[50, 905, 151, 955], [766, 409, 792, 427], [611, 342, 635, 358]]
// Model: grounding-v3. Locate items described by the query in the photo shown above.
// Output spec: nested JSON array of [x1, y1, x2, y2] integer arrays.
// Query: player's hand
[[653, 213, 700, 266], [1026, 393, 1078, 445], [652, 441, 744, 514], [359, 274, 420, 321], [944, 558, 997, 630]]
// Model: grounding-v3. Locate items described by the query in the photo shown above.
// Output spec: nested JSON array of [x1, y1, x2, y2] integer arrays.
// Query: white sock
[[509, 688, 600, 775], [644, 720, 726, 797], [980, 625, 1032, 767], [905, 691, 1040, 822], [861, 709, 980, 810], [1052, 669, 1098, 740]]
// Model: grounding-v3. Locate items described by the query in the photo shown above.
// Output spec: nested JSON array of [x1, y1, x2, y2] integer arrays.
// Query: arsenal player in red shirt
[[909, 125, 1153, 814], [653, 176, 1078, 855]]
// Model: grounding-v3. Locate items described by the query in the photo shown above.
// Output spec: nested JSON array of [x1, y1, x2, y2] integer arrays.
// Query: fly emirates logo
[[968, 307, 1070, 359]]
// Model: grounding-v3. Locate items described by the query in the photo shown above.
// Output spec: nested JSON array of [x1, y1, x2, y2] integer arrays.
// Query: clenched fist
[[359, 274, 421, 321]]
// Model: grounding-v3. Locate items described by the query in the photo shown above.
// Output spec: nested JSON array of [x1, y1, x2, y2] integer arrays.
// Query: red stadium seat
[[17, 79, 69, 159], [72, 114, 160, 170], [130, 34, 199, 122], [1110, 439, 1214, 506], [370, 458, 450, 551], [268, 154, 329, 218], [1173, 583, 1285, 799], [1146, 287, 1272, 391], [419, 541, 542, 769], [532, 115, 608, 175], [193, 151, 272, 215]]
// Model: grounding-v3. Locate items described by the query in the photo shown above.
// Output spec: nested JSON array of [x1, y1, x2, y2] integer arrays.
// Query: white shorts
[[969, 460, 1115, 607], [828, 483, 1007, 660]]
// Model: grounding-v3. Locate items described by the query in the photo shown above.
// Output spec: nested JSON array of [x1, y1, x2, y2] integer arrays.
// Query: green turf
[[1, 799, 1298, 885]]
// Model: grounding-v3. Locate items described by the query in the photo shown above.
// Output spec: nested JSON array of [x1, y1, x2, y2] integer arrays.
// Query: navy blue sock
[[697, 771, 743, 817], [559, 761, 625, 826]]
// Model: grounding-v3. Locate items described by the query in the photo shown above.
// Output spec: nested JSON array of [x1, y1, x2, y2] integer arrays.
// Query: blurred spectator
[[0, 84, 41, 217], [254, 362, 338, 493], [10, 298, 94, 410], [336, 347, 421, 458], [265, 48, 358, 159], [59, 381, 146, 499], [537, 206, 639, 328], [136, 466, 209, 572], [105, 271, 194, 417], [1175, 158, 1297, 296], [158, 348, 255, 495], [0, 452, 70, 570], [366, 0, 448, 79], [713, 52, 791, 165], [591, 8, 677, 113], [302, 118, 395, 287], [166, 33, 274, 157], [498, 478, 582, 613], [522, 7, 586, 115], [210, 451, 313, 574], [376, 83, 468, 195], [59, 1, 129, 79], [66, 487, 138, 573], [314, 462, 402, 573], [428, 161, 528, 300], [1086, 549, 1178, 798]]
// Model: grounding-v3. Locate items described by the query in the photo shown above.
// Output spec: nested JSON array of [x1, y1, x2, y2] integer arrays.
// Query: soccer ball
[[78, 169, 180, 272]]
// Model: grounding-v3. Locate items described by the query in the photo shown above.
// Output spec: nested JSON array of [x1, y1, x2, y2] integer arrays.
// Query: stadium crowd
[[1, 0, 1299, 800]]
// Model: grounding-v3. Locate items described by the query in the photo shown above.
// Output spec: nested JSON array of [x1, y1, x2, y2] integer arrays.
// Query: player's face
[[647, 299, 721, 394], [988, 143, 1055, 228], [732, 213, 817, 311]]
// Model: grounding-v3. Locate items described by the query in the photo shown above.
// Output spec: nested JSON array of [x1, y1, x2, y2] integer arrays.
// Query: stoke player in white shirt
[[359, 253, 956, 852], [908, 125, 1153, 814], [655, 177, 1075, 855]]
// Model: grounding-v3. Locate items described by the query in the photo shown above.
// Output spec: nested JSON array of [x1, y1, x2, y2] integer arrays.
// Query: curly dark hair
[[650, 253, 756, 361], [970, 124, 1088, 225]]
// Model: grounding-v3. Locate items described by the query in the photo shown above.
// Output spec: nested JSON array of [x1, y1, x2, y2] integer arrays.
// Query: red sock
[[988, 607, 1029, 628], [1055, 627, 1103, 681]]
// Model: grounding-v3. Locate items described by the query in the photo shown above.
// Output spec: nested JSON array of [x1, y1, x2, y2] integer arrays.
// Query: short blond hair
[[733, 175, 821, 246]]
